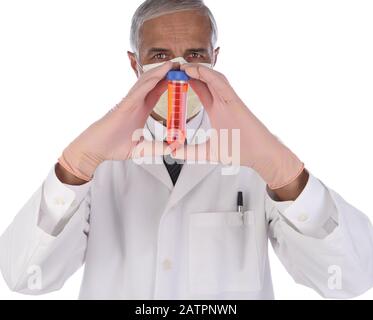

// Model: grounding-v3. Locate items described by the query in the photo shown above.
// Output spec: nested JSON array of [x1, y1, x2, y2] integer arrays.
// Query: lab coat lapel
[[136, 156, 174, 191], [134, 155, 218, 200], [134, 123, 173, 190], [164, 161, 218, 212], [136, 109, 219, 207], [164, 111, 219, 211]]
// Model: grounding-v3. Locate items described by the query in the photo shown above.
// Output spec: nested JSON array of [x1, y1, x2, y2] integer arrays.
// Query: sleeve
[[38, 163, 92, 236], [265, 170, 373, 298], [0, 163, 92, 295]]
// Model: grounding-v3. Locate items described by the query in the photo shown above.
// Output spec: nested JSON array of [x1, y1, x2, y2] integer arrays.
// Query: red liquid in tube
[[166, 71, 190, 146]]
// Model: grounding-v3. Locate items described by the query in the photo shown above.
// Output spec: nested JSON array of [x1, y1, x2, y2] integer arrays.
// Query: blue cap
[[167, 70, 190, 81]]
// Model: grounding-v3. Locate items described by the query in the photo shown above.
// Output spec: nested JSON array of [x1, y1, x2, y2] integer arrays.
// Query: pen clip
[[237, 191, 244, 221]]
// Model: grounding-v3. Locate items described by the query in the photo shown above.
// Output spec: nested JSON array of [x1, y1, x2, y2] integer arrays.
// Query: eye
[[152, 53, 168, 60], [186, 52, 206, 62], [189, 52, 203, 59]]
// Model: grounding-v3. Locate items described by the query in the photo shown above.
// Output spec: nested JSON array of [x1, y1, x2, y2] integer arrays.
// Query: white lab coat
[[0, 109, 372, 299]]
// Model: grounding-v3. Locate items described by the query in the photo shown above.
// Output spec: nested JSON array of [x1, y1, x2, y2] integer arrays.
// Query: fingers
[[188, 79, 214, 109], [130, 140, 175, 159], [172, 141, 214, 163], [142, 60, 174, 81], [180, 64, 238, 105], [171, 131, 241, 168], [144, 78, 168, 109], [180, 63, 227, 89], [130, 137, 241, 171], [127, 61, 173, 104]]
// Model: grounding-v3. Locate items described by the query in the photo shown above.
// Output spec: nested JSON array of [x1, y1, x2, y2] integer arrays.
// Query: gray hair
[[130, 0, 218, 55]]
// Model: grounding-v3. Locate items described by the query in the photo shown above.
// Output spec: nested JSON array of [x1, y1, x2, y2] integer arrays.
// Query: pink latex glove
[[58, 61, 175, 182], [173, 64, 305, 190]]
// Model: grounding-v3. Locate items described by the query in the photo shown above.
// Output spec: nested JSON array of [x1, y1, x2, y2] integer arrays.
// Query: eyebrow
[[147, 48, 172, 55], [146, 47, 209, 56], [185, 48, 209, 54]]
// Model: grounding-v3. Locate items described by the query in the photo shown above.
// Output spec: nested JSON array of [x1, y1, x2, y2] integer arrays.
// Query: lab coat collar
[[136, 108, 218, 212]]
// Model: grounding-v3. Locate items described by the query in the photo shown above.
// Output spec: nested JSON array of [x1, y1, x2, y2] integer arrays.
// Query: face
[[128, 10, 220, 71], [127, 10, 220, 122]]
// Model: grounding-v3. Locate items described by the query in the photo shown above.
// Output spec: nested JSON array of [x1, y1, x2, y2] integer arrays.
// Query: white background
[[0, 0, 372, 300]]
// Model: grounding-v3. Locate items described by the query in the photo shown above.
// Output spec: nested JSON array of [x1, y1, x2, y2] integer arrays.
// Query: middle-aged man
[[1, 0, 372, 300]]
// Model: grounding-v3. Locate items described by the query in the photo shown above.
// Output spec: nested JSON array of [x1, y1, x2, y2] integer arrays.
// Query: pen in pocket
[[237, 191, 244, 220]]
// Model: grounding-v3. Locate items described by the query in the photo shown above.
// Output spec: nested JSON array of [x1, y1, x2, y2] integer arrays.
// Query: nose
[[171, 61, 182, 71]]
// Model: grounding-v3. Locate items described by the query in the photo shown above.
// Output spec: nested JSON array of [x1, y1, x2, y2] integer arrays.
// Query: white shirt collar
[[144, 108, 207, 144]]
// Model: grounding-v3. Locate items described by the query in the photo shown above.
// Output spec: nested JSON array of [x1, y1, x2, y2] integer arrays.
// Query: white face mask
[[137, 57, 213, 120]]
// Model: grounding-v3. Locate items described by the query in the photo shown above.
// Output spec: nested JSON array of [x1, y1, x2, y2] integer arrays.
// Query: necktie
[[163, 140, 186, 185]]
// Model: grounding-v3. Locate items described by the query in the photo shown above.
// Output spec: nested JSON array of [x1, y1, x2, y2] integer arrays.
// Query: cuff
[[266, 171, 338, 238], [38, 163, 92, 234]]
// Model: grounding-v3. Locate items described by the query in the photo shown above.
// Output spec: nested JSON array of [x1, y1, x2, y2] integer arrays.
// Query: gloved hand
[[58, 61, 175, 182], [173, 64, 305, 190]]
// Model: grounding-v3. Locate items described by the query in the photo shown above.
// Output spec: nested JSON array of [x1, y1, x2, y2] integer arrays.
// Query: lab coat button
[[54, 197, 66, 206], [297, 213, 309, 222], [162, 259, 173, 271]]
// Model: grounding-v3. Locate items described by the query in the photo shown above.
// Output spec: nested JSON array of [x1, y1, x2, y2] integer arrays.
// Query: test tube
[[166, 70, 190, 146]]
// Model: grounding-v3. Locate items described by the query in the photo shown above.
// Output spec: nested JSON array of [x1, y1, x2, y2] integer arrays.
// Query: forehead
[[139, 10, 212, 51]]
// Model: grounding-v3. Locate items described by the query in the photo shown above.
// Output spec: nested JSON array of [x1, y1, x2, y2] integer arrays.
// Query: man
[[0, 0, 372, 299]]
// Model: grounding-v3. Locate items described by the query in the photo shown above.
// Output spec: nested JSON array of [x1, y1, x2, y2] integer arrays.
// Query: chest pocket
[[188, 210, 261, 295]]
